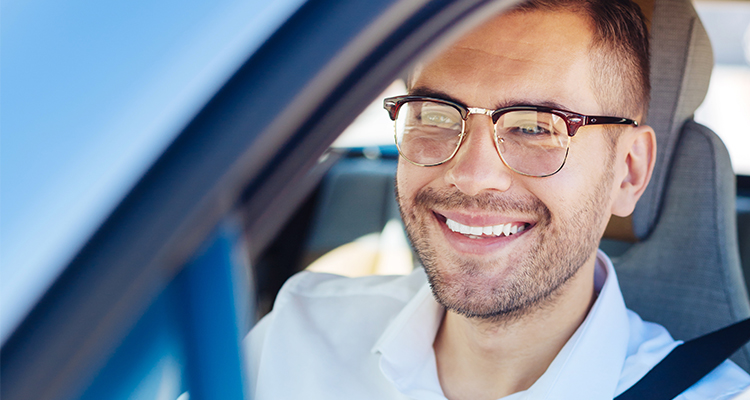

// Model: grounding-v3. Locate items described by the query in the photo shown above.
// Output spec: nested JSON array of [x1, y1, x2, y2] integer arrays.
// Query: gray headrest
[[633, 0, 715, 239]]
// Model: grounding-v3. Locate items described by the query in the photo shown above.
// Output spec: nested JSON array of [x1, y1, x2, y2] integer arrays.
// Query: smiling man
[[246, 1, 750, 399]]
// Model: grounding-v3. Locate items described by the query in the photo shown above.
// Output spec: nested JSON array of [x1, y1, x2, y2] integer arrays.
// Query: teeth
[[446, 218, 528, 238], [492, 224, 503, 235]]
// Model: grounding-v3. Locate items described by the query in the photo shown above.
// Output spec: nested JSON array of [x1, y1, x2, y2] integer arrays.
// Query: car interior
[[2, 0, 749, 399], [252, 0, 750, 371]]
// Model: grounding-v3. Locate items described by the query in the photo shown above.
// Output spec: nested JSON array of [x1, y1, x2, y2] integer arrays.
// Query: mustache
[[412, 187, 551, 220]]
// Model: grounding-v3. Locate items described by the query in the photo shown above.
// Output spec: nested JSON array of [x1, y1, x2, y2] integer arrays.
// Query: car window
[[694, 2, 750, 295], [331, 79, 407, 149], [297, 80, 412, 278], [694, 1, 750, 176], [0, 0, 307, 345]]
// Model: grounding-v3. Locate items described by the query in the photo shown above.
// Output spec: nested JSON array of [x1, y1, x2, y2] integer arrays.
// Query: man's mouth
[[444, 217, 530, 239]]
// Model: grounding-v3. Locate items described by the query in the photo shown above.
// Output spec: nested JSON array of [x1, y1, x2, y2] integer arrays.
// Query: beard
[[396, 167, 613, 323]]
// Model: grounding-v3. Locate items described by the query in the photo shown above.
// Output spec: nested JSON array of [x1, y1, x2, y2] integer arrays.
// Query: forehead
[[410, 10, 599, 113]]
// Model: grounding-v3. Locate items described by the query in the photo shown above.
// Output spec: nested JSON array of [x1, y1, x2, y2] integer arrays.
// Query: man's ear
[[611, 125, 657, 217]]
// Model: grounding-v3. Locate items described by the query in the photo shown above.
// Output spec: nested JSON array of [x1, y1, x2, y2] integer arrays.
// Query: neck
[[433, 255, 598, 400]]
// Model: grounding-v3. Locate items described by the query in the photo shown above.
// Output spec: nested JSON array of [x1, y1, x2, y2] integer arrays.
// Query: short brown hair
[[512, 0, 651, 122]]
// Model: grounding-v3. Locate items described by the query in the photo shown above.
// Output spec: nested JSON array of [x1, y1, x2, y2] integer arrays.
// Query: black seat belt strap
[[615, 317, 750, 400]]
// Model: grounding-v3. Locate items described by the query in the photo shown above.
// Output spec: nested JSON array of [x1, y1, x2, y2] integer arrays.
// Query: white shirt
[[245, 250, 750, 399]]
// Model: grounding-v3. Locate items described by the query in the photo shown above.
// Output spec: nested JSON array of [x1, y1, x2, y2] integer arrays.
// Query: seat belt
[[615, 317, 750, 400]]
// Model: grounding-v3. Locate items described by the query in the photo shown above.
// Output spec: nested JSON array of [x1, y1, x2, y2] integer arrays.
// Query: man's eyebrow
[[409, 87, 573, 112], [408, 87, 467, 106], [496, 99, 572, 112]]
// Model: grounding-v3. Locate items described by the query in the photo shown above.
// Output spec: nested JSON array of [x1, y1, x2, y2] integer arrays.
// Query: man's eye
[[513, 124, 551, 136], [420, 111, 459, 127]]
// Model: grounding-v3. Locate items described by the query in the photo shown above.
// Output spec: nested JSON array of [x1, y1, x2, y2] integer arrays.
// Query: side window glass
[[694, 1, 750, 176], [332, 80, 407, 148]]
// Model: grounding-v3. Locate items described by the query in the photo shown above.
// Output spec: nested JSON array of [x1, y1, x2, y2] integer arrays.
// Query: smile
[[445, 218, 529, 239]]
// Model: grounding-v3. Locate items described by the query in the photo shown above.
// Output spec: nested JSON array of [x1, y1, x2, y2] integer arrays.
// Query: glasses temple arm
[[585, 116, 639, 127]]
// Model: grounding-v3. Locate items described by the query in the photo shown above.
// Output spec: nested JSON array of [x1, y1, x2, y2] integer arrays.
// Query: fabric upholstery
[[614, 0, 750, 371], [634, 0, 714, 238], [306, 157, 399, 257], [616, 121, 750, 370]]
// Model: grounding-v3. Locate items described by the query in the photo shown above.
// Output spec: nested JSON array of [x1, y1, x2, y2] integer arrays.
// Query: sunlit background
[[695, 1, 750, 175]]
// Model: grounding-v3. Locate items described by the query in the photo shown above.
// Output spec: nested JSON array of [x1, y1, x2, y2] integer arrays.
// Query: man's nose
[[444, 115, 513, 196]]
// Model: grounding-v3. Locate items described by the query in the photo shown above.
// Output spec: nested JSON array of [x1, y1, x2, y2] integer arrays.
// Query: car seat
[[606, 0, 750, 370]]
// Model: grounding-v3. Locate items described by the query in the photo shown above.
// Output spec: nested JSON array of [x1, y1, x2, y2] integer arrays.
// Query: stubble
[[396, 164, 613, 323]]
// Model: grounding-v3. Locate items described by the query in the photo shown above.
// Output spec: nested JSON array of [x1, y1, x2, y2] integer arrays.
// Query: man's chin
[[432, 283, 539, 323], [424, 251, 581, 324], [427, 264, 527, 318]]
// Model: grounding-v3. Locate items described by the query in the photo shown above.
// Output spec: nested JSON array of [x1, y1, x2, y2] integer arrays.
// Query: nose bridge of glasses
[[464, 107, 497, 132], [466, 107, 494, 117], [458, 108, 504, 163]]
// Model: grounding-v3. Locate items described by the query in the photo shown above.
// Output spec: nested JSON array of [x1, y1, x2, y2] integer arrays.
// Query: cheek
[[530, 157, 614, 221], [395, 163, 411, 203], [396, 161, 440, 202], [562, 136, 616, 184]]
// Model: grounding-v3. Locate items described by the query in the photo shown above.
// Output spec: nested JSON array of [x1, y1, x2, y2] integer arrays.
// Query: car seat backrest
[[304, 156, 400, 263], [632, 0, 714, 239], [613, 0, 750, 371]]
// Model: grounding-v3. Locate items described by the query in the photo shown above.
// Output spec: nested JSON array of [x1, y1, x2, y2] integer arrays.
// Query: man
[[246, 1, 750, 398]]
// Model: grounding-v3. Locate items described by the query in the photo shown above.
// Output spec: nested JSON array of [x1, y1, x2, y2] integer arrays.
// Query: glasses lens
[[495, 110, 570, 176], [395, 101, 463, 165]]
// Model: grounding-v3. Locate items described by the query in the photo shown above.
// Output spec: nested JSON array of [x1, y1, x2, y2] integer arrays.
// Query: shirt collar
[[372, 250, 632, 400], [372, 276, 445, 399], [522, 250, 630, 400]]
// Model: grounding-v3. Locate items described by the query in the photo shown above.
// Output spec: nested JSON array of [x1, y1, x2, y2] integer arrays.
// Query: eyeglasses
[[383, 95, 638, 177]]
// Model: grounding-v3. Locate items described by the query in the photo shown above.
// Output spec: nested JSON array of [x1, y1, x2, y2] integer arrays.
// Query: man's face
[[397, 10, 620, 320]]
